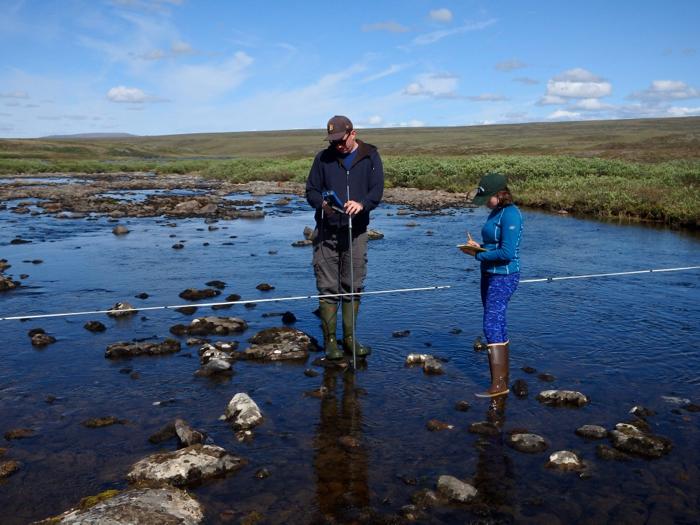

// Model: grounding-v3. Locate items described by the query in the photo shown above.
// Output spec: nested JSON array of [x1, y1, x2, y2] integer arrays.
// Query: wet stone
[[437, 475, 478, 503], [512, 379, 529, 398], [537, 390, 589, 407], [304, 369, 319, 378], [367, 229, 384, 240], [4, 428, 34, 440], [522, 366, 537, 374], [179, 288, 221, 301], [538, 373, 556, 382], [291, 239, 312, 247], [1, 276, 20, 293], [82, 416, 127, 428], [224, 393, 263, 430], [576, 425, 608, 439], [0, 460, 21, 479], [176, 306, 198, 316], [405, 353, 431, 365], [281, 311, 297, 324], [148, 422, 177, 444], [338, 435, 361, 449], [545, 450, 585, 471], [507, 432, 548, 453], [411, 489, 441, 509], [255, 467, 270, 479], [423, 357, 444, 375], [241, 327, 319, 361], [84, 320, 106, 332], [181, 316, 248, 336], [608, 423, 672, 458], [175, 418, 206, 447], [172, 243, 184, 249], [127, 444, 246, 487], [256, 282, 274, 291], [303, 226, 314, 239], [10, 238, 31, 244], [393, 330, 411, 338], [468, 421, 500, 436], [426, 419, 454, 431], [455, 400, 471, 412], [135, 292, 149, 299], [31, 332, 56, 347], [112, 225, 129, 235], [630, 405, 656, 418], [105, 338, 181, 359], [685, 403, 700, 413], [205, 280, 226, 289], [596, 444, 632, 461], [28, 328, 45, 337], [473, 336, 488, 352]]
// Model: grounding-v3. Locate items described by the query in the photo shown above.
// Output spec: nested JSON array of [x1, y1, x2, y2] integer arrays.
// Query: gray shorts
[[312, 227, 368, 303]]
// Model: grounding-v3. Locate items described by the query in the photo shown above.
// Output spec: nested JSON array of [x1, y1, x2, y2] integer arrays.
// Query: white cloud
[[543, 68, 611, 100], [666, 106, 700, 117], [0, 90, 29, 99], [171, 40, 193, 55], [403, 73, 459, 98], [467, 93, 508, 102], [547, 109, 581, 120], [162, 51, 253, 100], [107, 86, 152, 103], [412, 19, 497, 45], [537, 94, 566, 105], [387, 120, 425, 128], [361, 21, 409, 33], [553, 68, 602, 82], [495, 59, 526, 72], [429, 8, 453, 23], [570, 98, 613, 111], [362, 64, 409, 83], [629, 80, 699, 102], [361, 115, 383, 126]]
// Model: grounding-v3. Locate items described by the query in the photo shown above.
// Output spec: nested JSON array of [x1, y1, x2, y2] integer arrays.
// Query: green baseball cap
[[469, 173, 508, 205]]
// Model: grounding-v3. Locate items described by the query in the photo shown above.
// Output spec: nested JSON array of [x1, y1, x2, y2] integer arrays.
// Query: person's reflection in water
[[312, 366, 369, 523], [473, 396, 514, 510]]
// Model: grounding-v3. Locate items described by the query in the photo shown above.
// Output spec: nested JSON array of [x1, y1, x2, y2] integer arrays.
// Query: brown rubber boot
[[475, 343, 510, 398]]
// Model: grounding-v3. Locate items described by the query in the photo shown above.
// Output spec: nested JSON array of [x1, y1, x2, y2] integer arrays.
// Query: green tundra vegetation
[[1, 117, 699, 228]]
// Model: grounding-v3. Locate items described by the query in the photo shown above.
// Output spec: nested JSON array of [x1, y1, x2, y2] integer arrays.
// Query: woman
[[461, 173, 523, 398]]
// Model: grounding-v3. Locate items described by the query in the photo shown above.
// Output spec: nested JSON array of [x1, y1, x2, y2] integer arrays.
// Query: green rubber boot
[[342, 301, 371, 357], [319, 301, 343, 360]]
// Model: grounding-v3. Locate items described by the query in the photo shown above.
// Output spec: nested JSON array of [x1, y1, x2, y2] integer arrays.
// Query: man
[[306, 115, 384, 361]]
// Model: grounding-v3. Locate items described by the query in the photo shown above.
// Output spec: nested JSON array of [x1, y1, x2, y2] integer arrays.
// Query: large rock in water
[[106, 302, 138, 318], [38, 486, 204, 524], [127, 444, 245, 486], [105, 339, 181, 359], [436, 475, 478, 503], [536, 390, 589, 407], [224, 393, 263, 430], [180, 316, 248, 336], [608, 422, 672, 458], [0, 275, 20, 292], [241, 327, 319, 361]]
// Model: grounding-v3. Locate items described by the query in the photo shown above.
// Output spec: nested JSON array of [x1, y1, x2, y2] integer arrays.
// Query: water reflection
[[313, 367, 369, 522]]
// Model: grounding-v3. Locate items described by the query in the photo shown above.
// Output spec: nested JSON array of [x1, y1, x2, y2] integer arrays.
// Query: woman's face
[[486, 195, 500, 209]]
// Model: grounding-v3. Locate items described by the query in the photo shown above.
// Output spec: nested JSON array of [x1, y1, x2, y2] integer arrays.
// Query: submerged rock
[[454, 400, 471, 412], [473, 336, 488, 352], [629, 405, 656, 418], [423, 357, 444, 375], [37, 487, 203, 525], [436, 475, 478, 503], [127, 444, 245, 486], [224, 393, 263, 430], [0, 275, 20, 292], [205, 280, 226, 290], [256, 282, 274, 291], [82, 416, 127, 428], [181, 316, 248, 336], [179, 288, 221, 301], [242, 327, 319, 361], [537, 390, 589, 407], [175, 418, 206, 447], [196, 344, 234, 376], [105, 339, 180, 359], [426, 419, 454, 431], [0, 460, 21, 479], [106, 302, 138, 318], [31, 332, 56, 347], [512, 379, 529, 398], [393, 330, 411, 338], [4, 428, 34, 440], [291, 239, 312, 247], [112, 225, 129, 235], [367, 229, 384, 240], [468, 421, 500, 436], [507, 432, 548, 453], [545, 450, 585, 471], [84, 320, 106, 332], [576, 425, 608, 439], [596, 444, 632, 461], [405, 353, 431, 365], [608, 422, 672, 458]]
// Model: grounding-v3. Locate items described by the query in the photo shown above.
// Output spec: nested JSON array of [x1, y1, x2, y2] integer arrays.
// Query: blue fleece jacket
[[475, 204, 523, 275], [305, 140, 384, 233]]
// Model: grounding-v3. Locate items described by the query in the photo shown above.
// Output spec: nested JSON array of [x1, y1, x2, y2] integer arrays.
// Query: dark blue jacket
[[306, 140, 384, 233]]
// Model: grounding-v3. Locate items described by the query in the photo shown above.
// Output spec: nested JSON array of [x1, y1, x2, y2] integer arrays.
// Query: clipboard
[[457, 244, 486, 253]]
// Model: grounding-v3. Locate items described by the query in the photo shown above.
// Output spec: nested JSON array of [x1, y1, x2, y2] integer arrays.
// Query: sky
[[1, 0, 699, 138]]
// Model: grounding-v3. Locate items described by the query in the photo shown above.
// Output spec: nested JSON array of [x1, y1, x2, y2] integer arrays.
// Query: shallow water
[[1, 187, 699, 524]]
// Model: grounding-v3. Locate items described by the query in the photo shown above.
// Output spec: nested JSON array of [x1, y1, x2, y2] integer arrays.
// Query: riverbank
[[1, 155, 699, 228]]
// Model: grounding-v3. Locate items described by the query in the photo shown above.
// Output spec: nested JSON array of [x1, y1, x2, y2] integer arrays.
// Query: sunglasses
[[329, 132, 351, 146]]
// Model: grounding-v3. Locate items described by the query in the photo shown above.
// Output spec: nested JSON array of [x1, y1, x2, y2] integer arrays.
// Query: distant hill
[[41, 132, 138, 139]]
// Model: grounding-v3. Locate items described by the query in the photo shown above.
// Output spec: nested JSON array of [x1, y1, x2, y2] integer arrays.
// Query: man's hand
[[344, 200, 364, 216], [322, 201, 335, 215]]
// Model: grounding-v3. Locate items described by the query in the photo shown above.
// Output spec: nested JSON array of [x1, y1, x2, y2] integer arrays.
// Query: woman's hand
[[459, 245, 480, 256]]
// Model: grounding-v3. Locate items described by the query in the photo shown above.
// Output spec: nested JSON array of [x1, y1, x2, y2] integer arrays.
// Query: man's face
[[330, 130, 357, 154]]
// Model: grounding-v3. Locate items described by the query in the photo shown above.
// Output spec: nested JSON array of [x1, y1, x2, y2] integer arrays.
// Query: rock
[[135, 292, 149, 299], [545, 450, 585, 471], [105, 339, 181, 359], [473, 336, 488, 352], [426, 419, 454, 431], [84, 321, 106, 332], [0, 460, 20, 479], [31, 332, 56, 347], [454, 400, 471, 412], [575, 425, 608, 439], [178, 288, 221, 301], [196, 344, 234, 376], [28, 328, 45, 337], [82, 417, 127, 428], [224, 393, 263, 430], [106, 301, 138, 318], [175, 418, 206, 446], [10, 237, 31, 244], [112, 225, 129, 235], [4, 428, 34, 440], [338, 435, 361, 449], [255, 467, 271, 479], [468, 421, 500, 436], [0, 275, 19, 291], [512, 379, 529, 398], [148, 422, 177, 444], [281, 311, 297, 324], [127, 444, 245, 486], [291, 239, 312, 247], [393, 330, 411, 338], [205, 280, 226, 289], [507, 433, 548, 453], [522, 366, 537, 374], [537, 373, 556, 382], [304, 368, 319, 377], [256, 282, 274, 291], [423, 357, 444, 375], [630, 405, 656, 418], [596, 444, 632, 461], [436, 475, 478, 503], [367, 229, 384, 240], [172, 243, 185, 249], [242, 327, 319, 361], [449, 328, 462, 335], [405, 353, 431, 365], [608, 423, 672, 458], [537, 390, 589, 407], [42, 486, 204, 524], [685, 403, 700, 412], [303, 226, 314, 239], [182, 316, 248, 336]]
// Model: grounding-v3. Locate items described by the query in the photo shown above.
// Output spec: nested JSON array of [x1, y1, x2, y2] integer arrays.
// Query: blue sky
[[1, 0, 698, 137]]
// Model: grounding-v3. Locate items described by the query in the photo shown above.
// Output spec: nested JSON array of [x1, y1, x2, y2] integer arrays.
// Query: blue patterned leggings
[[480, 272, 520, 344]]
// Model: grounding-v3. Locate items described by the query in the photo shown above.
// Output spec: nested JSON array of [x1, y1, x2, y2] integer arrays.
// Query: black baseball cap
[[470, 173, 508, 205], [326, 115, 353, 141]]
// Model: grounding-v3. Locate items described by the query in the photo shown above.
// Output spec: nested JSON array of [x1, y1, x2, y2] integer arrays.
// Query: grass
[[1, 117, 699, 228]]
